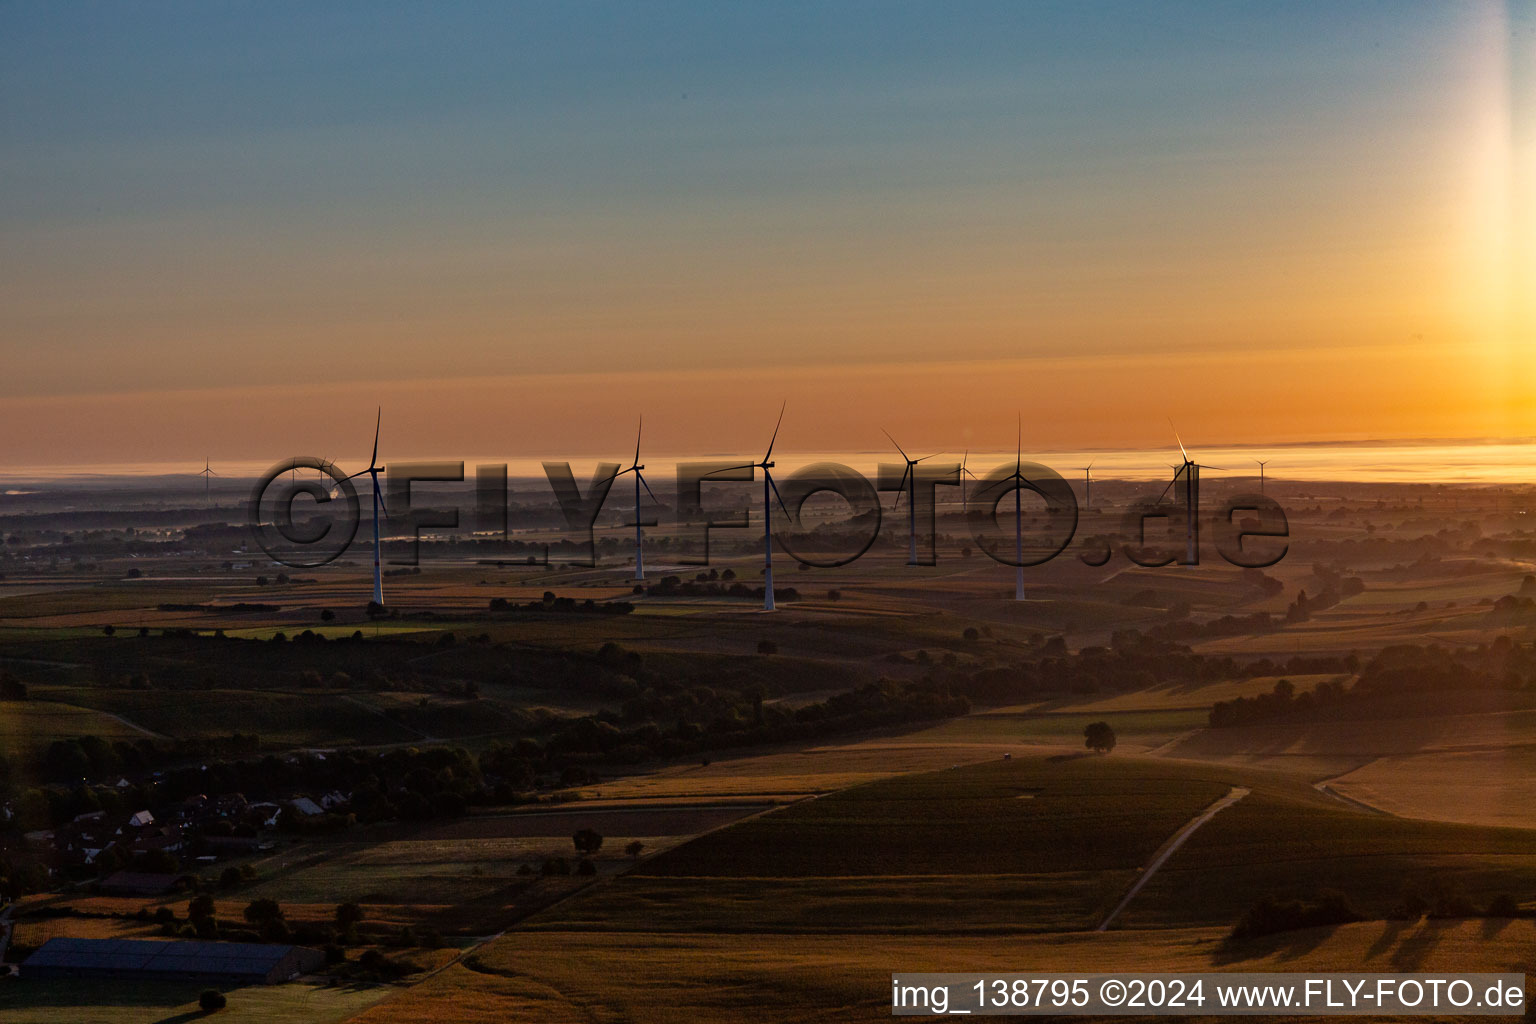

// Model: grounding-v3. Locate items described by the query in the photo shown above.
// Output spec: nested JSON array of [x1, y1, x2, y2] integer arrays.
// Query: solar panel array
[[26, 938, 302, 980]]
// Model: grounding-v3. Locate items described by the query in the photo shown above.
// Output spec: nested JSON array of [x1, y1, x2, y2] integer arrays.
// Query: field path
[[1095, 785, 1250, 931], [1313, 764, 1392, 816], [92, 708, 169, 741]]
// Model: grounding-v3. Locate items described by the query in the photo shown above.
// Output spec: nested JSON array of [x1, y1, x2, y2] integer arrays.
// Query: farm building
[[98, 870, 182, 896], [23, 938, 324, 985]]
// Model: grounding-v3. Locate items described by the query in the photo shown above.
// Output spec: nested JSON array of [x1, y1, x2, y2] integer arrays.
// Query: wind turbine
[[198, 457, 217, 503], [959, 450, 978, 510], [883, 429, 944, 565], [613, 417, 658, 582], [1159, 423, 1222, 565], [1256, 459, 1269, 495], [752, 403, 789, 611], [1003, 416, 1033, 600], [1081, 461, 1095, 512], [345, 409, 387, 606]]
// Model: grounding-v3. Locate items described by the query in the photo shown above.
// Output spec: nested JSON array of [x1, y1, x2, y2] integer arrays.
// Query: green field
[[632, 756, 1231, 877], [0, 698, 152, 757], [529, 756, 1231, 936], [37, 686, 420, 747], [1124, 784, 1536, 927], [0, 978, 389, 1024], [906, 707, 1207, 747]]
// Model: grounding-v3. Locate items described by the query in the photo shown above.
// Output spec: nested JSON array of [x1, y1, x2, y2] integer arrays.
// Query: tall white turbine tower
[[1001, 417, 1034, 600], [1160, 423, 1222, 565], [752, 403, 789, 611], [959, 450, 978, 510], [614, 418, 658, 581], [1256, 459, 1269, 495], [346, 409, 388, 606], [198, 457, 217, 504], [1081, 461, 1094, 512], [883, 429, 943, 566]]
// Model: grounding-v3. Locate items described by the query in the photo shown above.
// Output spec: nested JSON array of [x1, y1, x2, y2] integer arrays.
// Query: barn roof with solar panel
[[23, 938, 325, 985]]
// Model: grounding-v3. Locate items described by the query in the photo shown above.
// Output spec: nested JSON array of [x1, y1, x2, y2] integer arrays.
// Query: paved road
[[1095, 785, 1250, 932]]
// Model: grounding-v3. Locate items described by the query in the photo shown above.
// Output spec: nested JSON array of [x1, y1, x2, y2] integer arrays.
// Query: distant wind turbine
[[198, 457, 217, 503], [1159, 422, 1223, 565], [883, 429, 944, 565], [960, 449, 978, 509], [345, 409, 388, 606], [751, 403, 790, 611], [1003, 416, 1033, 600], [1081, 461, 1095, 512], [612, 417, 659, 582], [1256, 459, 1269, 495]]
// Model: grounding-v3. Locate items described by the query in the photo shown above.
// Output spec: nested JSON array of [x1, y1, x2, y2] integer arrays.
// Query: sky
[[0, 1, 1532, 472]]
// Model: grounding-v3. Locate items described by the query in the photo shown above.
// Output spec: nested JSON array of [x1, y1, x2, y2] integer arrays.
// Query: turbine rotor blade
[[636, 470, 659, 505], [634, 416, 643, 468], [1168, 417, 1189, 464], [880, 427, 909, 462], [763, 400, 786, 463], [766, 470, 790, 519], [371, 407, 382, 469], [892, 463, 912, 510]]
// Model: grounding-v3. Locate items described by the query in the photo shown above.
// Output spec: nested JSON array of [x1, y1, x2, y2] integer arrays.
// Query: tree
[[0, 673, 27, 701], [187, 893, 216, 921], [335, 902, 365, 927], [1083, 721, 1116, 754], [625, 840, 644, 858], [199, 989, 226, 1012], [320, 609, 336, 622], [242, 898, 284, 924], [572, 828, 603, 855]]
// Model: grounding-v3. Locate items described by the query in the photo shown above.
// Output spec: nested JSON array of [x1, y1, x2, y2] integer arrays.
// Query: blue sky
[[0, 1, 1528, 463]]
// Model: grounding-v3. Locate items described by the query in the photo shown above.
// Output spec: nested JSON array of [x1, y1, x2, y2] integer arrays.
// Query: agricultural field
[[0, 978, 390, 1024], [4, 478, 1536, 1024], [351, 920, 1536, 1024], [0, 698, 154, 757]]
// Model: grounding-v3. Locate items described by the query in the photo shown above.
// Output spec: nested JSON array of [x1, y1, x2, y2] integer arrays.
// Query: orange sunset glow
[[0, 3, 1531, 475]]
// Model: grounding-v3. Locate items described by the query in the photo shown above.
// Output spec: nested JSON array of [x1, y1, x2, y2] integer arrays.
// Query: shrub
[[1230, 891, 1363, 941], [1486, 893, 1521, 918], [243, 898, 283, 923], [199, 988, 226, 1012]]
